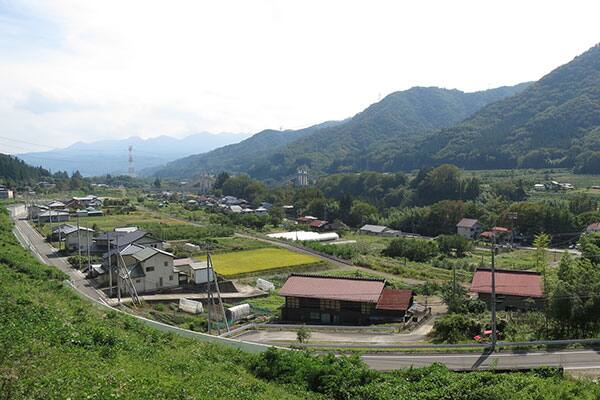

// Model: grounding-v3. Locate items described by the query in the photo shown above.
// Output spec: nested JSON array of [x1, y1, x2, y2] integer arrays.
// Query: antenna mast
[[128, 145, 135, 177]]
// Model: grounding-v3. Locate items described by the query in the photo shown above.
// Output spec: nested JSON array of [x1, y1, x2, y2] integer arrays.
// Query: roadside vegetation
[[3, 203, 600, 398]]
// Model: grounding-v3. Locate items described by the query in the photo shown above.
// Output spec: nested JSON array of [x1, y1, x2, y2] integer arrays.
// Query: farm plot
[[207, 248, 323, 277]]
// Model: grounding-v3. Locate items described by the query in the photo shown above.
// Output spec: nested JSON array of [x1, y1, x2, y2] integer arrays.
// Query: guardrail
[[293, 338, 600, 350], [63, 281, 284, 354], [220, 322, 399, 338]]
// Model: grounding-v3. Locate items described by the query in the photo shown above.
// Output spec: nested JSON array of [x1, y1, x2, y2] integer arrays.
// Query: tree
[[383, 238, 438, 262], [436, 234, 473, 257], [296, 326, 311, 344], [347, 200, 378, 227], [153, 177, 161, 188], [533, 233, 551, 274], [213, 172, 230, 190]]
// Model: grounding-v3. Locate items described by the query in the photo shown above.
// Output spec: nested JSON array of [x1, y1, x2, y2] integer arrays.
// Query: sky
[[1, 0, 599, 154]]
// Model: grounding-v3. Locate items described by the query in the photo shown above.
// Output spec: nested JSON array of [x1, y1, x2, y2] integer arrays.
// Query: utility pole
[[206, 250, 212, 335], [108, 233, 113, 297], [452, 262, 457, 311], [491, 231, 498, 351], [77, 215, 82, 270], [208, 252, 230, 333], [116, 235, 121, 305], [86, 227, 91, 273]]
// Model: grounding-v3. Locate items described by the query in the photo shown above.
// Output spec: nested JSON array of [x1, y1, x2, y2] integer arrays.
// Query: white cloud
[[1, 0, 600, 152]]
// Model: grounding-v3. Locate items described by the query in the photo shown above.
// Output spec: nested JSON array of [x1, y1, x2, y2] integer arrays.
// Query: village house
[[28, 204, 48, 219], [359, 224, 390, 236], [480, 226, 512, 242], [279, 274, 416, 325], [93, 229, 164, 254], [64, 226, 95, 252], [173, 258, 215, 284], [99, 244, 178, 295], [47, 200, 67, 210], [51, 224, 77, 241], [0, 185, 14, 200], [456, 218, 483, 240], [37, 210, 70, 223], [470, 268, 544, 311], [66, 195, 103, 209], [297, 215, 318, 224], [586, 222, 600, 234]]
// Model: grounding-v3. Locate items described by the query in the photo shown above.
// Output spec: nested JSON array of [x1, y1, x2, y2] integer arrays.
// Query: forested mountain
[[152, 85, 528, 180], [406, 43, 600, 171], [19, 132, 250, 177], [0, 154, 51, 186], [151, 120, 345, 179]]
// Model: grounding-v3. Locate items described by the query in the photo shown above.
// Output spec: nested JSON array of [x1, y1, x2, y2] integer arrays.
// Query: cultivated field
[[207, 248, 322, 277], [84, 210, 185, 231]]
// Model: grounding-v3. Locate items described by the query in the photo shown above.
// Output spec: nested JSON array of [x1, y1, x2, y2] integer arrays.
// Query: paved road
[[363, 349, 600, 371], [10, 207, 109, 305], [238, 324, 433, 345]]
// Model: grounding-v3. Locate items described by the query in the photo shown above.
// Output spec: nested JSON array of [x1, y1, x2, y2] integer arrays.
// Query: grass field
[[92, 210, 185, 231], [207, 248, 323, 277]]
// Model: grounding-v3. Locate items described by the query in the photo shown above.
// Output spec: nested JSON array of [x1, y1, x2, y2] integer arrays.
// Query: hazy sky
[[1, 0, 599, 153]]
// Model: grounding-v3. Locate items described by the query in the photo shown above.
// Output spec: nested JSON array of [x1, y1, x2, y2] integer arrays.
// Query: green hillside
[[153, 85, 528, 181], [411, 43, 600, 171], [3, 207, 600, 398], [152, 120, 343, 179], [0, 153, 50, 186]]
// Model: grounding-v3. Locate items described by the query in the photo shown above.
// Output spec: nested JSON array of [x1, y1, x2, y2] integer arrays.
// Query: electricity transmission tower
[[128, 145, 135, 177]]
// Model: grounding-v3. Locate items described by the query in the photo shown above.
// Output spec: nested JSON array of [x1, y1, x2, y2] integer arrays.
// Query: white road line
[[563, 365, 600, 370], [362, 350, 600, 360]]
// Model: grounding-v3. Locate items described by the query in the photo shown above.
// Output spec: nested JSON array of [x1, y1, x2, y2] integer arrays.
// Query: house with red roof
[[470, 268, 544, 311], [279, 274, 415, 324]]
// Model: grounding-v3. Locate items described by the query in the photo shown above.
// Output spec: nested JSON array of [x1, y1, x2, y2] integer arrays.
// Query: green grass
[[5, 206, 600, 399], [467, 248, 548, 271], [245, 293, 285, 314], [0, 209, 314, 400], [207, 248, 323, 277], [91, 209, 185, 231]]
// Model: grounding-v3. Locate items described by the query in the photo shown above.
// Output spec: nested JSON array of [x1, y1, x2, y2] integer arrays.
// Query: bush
[[382, 237, 438, 262], [250, 348, 377, 399], [304, 241, 359, 260], [431, 313, 482, 343], [436, 234, 473, 257], [139, 223, 234, 242]]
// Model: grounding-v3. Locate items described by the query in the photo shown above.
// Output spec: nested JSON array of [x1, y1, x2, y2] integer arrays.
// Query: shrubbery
[[139, 223, 234, 242], [383, 237, 438, 262]]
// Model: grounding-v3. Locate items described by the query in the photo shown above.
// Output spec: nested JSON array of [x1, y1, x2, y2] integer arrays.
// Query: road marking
[[563, 365, 600, 370], [362, 350, 600, 360]]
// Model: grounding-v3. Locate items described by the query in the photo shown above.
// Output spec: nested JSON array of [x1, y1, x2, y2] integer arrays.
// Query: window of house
[[135, 279, 141, 283], [146, 266, 155, 272], [309, 312, 320, 320], [320, 299, 340, 311], [361, 303, 373, 314], [164, 261, 168, 267], [287, 297, 299, 308], [169, 275, 173, 281]]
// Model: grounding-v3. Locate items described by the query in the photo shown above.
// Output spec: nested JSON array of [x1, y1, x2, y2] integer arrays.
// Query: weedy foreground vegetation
[[2, 207, 600, 399]]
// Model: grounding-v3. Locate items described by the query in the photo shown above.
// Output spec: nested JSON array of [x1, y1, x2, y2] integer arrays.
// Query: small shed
[[179, 298, 204, 314], [256, 278, 275, 292], [226, 304, 251, 322]]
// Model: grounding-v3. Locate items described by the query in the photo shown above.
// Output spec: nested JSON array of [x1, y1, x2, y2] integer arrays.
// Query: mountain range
[[18, 132, 250, 177], [152, 84, 530, 181], [154, 42, 600, 180]]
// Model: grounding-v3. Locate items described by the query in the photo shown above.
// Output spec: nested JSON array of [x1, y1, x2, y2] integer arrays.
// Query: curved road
[[8, 205, 600, 373]]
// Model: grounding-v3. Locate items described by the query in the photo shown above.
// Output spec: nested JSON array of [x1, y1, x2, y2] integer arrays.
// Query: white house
[[456, 218, 483, 240], [117, 245, 178, 295]]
